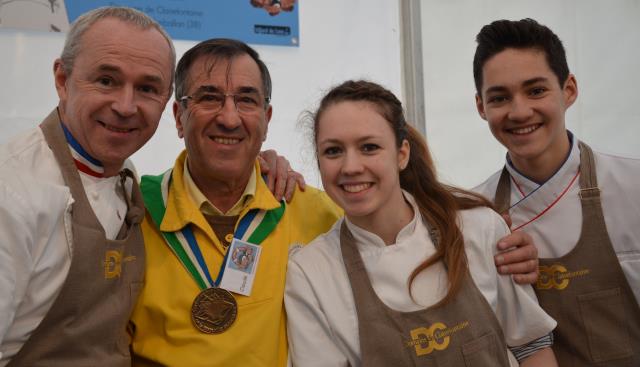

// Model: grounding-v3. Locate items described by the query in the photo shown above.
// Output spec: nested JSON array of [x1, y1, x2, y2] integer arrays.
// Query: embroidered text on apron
[[8, 110, 146, 367], [494, 141, 640, 366], [340, 221, 510, 367]]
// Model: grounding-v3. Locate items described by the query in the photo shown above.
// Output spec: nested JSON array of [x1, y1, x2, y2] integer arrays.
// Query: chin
[[343, 206, 375, 220]]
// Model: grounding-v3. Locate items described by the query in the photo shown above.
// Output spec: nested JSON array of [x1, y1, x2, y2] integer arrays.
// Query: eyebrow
[[484, 77, 550, 95], [194, 85, 261, 95], [522, 77, 549, 87], [318, 135, 382, 146], [195, 85, 222, 94], [97, 64, 121, 74], [97, 64, 164, 85], [141, 74, 165, 85]]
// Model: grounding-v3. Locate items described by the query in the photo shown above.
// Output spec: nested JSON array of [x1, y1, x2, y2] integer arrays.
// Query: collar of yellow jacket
[[182, 156, 257, 216], [159, 150, 281, 233]]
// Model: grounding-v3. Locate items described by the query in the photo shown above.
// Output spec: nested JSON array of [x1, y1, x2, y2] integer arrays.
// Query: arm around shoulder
[[479, 210, 556, 348], [288, 186, 342, 243]]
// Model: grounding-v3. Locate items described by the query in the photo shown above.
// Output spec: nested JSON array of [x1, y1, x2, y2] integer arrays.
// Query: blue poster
[[0, 0, 299, 47]]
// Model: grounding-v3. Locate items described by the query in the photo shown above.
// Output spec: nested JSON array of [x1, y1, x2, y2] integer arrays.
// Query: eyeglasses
[[179, 90, 270, 114]]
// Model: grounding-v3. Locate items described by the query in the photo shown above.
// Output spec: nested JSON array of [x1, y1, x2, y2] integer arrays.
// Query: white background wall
[[421, 0, 640, 189], [2, 1, 639, 191], [0, 0, 402, 188]]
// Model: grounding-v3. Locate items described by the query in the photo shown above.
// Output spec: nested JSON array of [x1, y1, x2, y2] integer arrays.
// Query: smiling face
[[54, 18, 173, 176], [476, 48, 577, 178], [174, 54, 272, 189], [316, 101, 409, 227]]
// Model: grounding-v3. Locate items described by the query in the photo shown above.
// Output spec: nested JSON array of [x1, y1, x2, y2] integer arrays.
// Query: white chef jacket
[[285, 192, 556, 367], [0, 127, 131, 365], [473, 134, 640, 303]]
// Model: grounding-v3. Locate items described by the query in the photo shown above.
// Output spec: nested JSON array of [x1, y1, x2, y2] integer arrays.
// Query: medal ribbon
[[141, 169, 285, 290]]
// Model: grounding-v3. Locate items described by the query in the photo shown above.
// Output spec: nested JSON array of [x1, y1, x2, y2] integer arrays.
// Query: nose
[[214, 95, 242, 131], [341, 149, 364, 175], [112, 86, 138, 117], [507, 95, 533, 122]]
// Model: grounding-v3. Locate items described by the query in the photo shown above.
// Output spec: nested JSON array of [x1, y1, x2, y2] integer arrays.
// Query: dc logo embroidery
[[407, 321, 469, 356], [104, 250, 136, 279], [537, 264, 590, 290]]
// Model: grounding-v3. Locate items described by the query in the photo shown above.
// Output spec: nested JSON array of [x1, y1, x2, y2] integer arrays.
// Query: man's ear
[[475, 93, 487, 120], [262, 104, 273, 141], [53, 59, 68, 101], [563, 73, 578, 109], [173, 100, 185, 139]]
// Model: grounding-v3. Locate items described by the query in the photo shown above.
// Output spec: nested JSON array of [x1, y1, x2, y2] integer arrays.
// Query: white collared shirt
[[0, 127, 131, 365], [285, 192, 555, 367], [473, 134, 640, 302]]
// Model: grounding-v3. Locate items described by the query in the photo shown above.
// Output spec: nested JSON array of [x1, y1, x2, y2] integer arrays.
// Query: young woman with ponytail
[[285, 80, 557, 367]]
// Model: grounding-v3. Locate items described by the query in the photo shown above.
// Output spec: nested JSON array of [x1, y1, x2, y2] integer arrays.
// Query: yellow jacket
[[131, 151, 342, 366]]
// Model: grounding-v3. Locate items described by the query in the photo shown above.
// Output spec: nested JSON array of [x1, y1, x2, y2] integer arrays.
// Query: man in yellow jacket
[[129, 38, 341, 367], [130, 37, 539, 367]]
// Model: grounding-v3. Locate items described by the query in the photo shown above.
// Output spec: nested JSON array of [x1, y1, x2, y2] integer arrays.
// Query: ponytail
[[401, 124, 492, 306]]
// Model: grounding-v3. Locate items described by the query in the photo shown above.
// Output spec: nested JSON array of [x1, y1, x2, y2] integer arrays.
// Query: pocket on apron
[[578, 287, 632, 362], [462, 332, 500, 367]]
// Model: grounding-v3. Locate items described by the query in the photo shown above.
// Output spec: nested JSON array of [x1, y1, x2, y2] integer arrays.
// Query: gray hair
[[60, 6, 176, 93]]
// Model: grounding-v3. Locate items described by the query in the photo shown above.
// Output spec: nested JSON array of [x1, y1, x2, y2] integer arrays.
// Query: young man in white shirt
[[472, 18, 640, 366]]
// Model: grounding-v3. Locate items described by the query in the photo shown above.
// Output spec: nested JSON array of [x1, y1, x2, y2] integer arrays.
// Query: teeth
[[104, 124, 132, 133], [342, 183, 371, 193], [511, 125, 540, 135], [213, 137, 240, 145]]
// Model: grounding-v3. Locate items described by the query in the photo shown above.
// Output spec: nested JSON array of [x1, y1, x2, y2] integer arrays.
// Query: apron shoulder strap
[[494, 167, 511, 214], [577, 141, 600, 199]]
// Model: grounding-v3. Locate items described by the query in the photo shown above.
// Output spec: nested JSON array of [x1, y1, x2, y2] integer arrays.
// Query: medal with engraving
[[141, 170, 285, 333], [191, 287, 238, 334]]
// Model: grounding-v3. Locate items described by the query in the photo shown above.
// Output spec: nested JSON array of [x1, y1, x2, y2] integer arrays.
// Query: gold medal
[[191, 288, 238, 333]]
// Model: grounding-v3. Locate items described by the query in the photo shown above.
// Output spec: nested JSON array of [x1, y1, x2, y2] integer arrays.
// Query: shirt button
[[91, 191, 99, 200], [225, 233, 234, 243]]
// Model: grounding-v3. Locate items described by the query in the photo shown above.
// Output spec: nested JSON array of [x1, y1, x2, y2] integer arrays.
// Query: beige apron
[[340, 221, 510, 367], [8, 110, 145, 367], [494, 141, 640, 366]]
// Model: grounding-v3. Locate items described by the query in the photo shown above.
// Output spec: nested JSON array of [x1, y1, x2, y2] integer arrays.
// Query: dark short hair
[[473, 18, 569, 96], [174, 38, 272, 102]]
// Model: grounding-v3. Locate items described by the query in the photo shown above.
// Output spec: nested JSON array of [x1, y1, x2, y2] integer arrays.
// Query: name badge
[[219, 238, 262, 296]]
